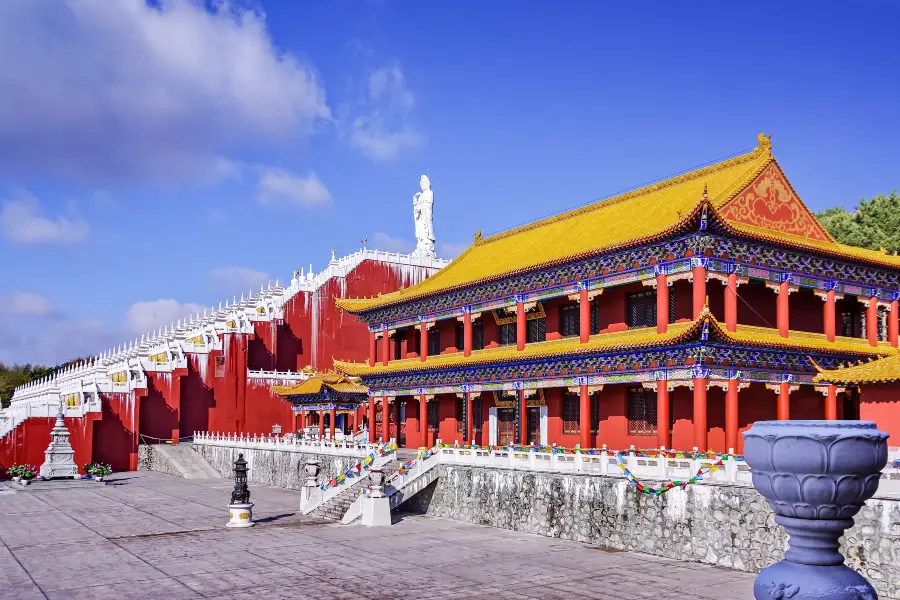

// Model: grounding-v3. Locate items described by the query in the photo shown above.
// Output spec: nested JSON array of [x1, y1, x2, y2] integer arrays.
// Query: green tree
[[817, 191, 900, 253]]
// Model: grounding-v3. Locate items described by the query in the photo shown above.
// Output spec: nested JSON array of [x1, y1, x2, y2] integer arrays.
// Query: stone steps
[[313, 459, 400, 521], [153, 444, 221, 480]]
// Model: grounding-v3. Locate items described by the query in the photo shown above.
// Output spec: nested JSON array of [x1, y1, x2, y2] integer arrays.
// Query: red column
[[579, 384, 590, 449], [867, 296, 878, 347], [419, 394, 428, 447], [891, 300, 899, 348], [329, 408, 336, 440], [465, 392, 473, 443], [656, 273, 669, 334], [381, 398, 390, 442], [777, 282, 790, 338], [825, 385, 838, 420], [519, 389, 527, 445], [382, 330, 390, 366], [693, 377, 707, 450], [725, 273, 738, 332], [580, 288, 591, 342], [299, 411, 306, 431], [368, 330, 377, 367], [420, 324, 428, 362], [350, 410, 357, 435], [692, 263, 706, 318], [725, 381, 738, 452], [777, 382, 790, 420], [824, 289, 836, 342], [463, 312, 473, 357], [656, 384, 670, 449], [516, 300, 526, 351], [367, 397, 375, 443], [318, 411, 325, 439]]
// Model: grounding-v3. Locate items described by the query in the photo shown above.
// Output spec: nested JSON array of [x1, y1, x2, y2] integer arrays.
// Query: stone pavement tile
[[209, 582, 370, 600], [149, 549, 283, 577], [0, 580, 46, 600], [0, 492, 57, 516], [13, 542, 165, 592], [42, 577, 201, 600], [173, 565, 306, 596]]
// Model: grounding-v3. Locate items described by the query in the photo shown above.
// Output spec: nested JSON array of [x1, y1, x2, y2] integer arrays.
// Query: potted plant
[[87, 462, 112, 481], [8, 464, 21, 482], [17, 465, 37, 485]]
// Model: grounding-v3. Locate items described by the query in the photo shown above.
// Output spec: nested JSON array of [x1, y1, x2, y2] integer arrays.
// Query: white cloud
[[257, 168, 331, 207], [125, 298, 206, 336], [371, 231, 415, 253], [438, 242, 468, 259], [0, 292, 57, 317], [0, 0, 330, 184], [0, 192, 90, 244], [346, 65, 425, 161], [210, 266, 270, 293]]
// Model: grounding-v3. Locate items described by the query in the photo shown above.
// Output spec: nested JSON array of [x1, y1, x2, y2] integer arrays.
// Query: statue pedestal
[[360, 496, 391, 527], [226, 503, 254, 528]]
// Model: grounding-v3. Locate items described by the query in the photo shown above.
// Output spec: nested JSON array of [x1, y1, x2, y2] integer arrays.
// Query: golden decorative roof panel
[[813, 354, 900, 384]]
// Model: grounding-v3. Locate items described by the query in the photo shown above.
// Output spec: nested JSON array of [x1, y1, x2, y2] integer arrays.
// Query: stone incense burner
[[743, 420, 888, 600]]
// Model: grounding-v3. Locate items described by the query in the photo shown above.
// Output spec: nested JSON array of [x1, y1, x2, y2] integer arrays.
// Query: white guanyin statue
[[412, 175, 436, 258]]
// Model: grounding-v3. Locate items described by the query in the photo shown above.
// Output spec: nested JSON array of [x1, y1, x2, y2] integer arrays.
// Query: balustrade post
[[575, 450, 584, 473]]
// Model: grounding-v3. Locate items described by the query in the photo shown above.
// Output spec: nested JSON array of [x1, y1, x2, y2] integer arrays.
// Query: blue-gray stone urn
[[743, 420, 888, 600]]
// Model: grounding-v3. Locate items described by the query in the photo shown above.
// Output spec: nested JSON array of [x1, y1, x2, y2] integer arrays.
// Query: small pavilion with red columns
[[271, 373, 369, 440], [334, 134, 900, 454]]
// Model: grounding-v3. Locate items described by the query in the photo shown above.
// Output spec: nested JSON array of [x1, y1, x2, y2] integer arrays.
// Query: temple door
[[497, 408, 516, 445]]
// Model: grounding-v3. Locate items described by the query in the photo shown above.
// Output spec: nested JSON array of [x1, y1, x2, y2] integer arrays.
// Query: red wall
[[0, 415, 98, 476], [861, 385, 900, 444]]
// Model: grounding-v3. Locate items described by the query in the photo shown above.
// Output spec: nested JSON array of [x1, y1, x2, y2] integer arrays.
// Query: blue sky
[[1, 0, 898, 365]]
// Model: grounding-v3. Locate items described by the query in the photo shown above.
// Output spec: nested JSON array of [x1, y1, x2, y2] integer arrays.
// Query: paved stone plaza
[[0, 472, 754, 599]]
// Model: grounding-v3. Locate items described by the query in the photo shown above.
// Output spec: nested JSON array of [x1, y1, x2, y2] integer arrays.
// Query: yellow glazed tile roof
[[337, 137, 774, 313], [813, 354, 900, 384], [338, 134, 900, 315], [334, 309, 892, 377], [271, 372, 368, 396]]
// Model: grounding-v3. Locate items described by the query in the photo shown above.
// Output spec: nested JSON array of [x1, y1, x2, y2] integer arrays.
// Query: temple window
[[626, 387, 657, 436], [839, 299, 863, 338], [626, 290, 656, 329], [472, 396, 482, 432], [455, 320, 485, 350], [393, 328, 405, 360], [498, 322, 516, 346], [589, 298, 601, 335], [214, 356, 225, 378], [428, 328, 441, 356], [559, 304, 579, 337], [427, 400, 440, 431], [456, 397, 464, 433], [562, 392, 579, 435], [526, 315, 546, 343], [590, 393, 600, 434]]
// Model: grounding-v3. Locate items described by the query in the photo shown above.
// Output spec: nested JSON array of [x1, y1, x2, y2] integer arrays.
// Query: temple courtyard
[[0, 472, 754, 599]]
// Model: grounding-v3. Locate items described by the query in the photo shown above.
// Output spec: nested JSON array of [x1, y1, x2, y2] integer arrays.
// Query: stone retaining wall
[[137, 445, 183, 478], [405, 465, 900, 600], [191, 443, 357, 490]]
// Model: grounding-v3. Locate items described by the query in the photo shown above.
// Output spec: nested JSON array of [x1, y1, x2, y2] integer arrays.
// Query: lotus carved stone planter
[[743, 420, 888, 600]]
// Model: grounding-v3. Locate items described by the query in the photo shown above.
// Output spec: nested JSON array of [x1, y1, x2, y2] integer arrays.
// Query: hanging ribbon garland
[[318, 442, 397, 490], [616, 452, 725, 496]]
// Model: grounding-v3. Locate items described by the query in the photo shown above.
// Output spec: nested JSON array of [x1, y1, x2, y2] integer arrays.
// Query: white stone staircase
[[311, 456, 400, 520], [341, 447, 442, 524], [152, 443, 221, 480]]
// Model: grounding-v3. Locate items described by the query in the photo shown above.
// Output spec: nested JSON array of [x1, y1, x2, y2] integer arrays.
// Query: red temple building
[[3, 133, 900, 475], [1, 250, 447, 473], [335, 134, 900, 454]]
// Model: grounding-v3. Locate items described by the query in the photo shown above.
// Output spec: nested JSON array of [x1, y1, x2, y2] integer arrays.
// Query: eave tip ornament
[[757, 132, 773, 155]]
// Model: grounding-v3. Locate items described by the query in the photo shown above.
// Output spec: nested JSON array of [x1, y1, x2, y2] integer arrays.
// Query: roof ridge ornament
[[758, 132, 772, 156]]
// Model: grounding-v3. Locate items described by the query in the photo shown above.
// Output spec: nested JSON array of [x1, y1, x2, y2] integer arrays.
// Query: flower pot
[[19, 478, 30, 486], [94, 476, 104, 482], [743, 420, 888, 600], [12, 476, 20, 482]]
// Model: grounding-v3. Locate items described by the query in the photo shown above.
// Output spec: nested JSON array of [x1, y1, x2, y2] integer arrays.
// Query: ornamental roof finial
[[757, 132, 772, 155], [702, 183, 708, 200], [474, 230, 482, 243]]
